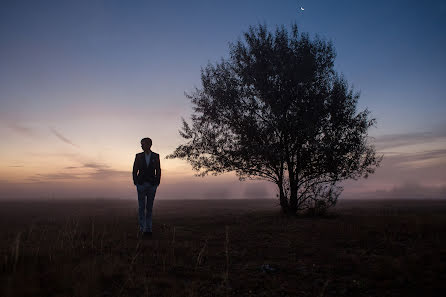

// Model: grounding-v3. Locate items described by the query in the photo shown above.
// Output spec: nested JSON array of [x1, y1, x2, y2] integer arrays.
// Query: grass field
[[1, 198, 445, 297]]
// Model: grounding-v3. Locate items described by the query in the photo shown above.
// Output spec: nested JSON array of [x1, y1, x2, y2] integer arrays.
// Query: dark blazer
[[132, 152, 161, 186]]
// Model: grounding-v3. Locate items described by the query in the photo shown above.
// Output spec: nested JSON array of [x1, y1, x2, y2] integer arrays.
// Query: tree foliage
[[167, 24, 381, 214]]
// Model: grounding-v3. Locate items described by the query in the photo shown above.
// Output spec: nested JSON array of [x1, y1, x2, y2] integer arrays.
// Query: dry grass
[[0, 198, 445, 297]]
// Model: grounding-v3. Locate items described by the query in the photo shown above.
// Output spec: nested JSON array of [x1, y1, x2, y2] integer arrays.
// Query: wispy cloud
[[0, 115, 38, 137], [81, 162, 129, 179], [385, 148, 446, 162], [50, 128, 79, 148], [83, 162, 107, 169], [80, 161, 129, 179], [373, 130, 446, 151], [32, 161, 129, 182], [370, 129, 446, 170], [92, 168, 129, 179], [375, 132, 436, 150], [396, 149, 446, 168], [4, 122, 35, 137], [31, 173, 83, 181]]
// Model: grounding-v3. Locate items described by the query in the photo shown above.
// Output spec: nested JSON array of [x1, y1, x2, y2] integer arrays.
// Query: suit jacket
[[132, 152, 161, 186]]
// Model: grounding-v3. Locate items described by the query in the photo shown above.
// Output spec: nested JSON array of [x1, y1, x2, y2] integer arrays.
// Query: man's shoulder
[[136, 152, 159, 158]]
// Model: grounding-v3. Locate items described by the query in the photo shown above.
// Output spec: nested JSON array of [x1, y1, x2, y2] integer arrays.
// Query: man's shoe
[[143, 231, 152, 238]]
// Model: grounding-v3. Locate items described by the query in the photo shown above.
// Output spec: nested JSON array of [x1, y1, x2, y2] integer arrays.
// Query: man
[[132, 137, 161, 237]]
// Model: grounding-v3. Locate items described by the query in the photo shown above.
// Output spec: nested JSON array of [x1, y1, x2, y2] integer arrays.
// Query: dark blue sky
[[1, 0, 445, 133]]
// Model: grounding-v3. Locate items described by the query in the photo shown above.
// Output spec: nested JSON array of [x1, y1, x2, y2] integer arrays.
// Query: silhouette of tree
[[167, 24, 381, 214]]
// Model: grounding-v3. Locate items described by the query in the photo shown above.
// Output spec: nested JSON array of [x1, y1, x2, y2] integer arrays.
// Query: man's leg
[[137, 184, 147, 232], [144, 184, 157, 232]]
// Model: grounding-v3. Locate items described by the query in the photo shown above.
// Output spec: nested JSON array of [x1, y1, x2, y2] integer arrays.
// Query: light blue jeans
[[136, 182, 157, 232]]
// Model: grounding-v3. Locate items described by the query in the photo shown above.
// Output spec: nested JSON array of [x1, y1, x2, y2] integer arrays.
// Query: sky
[[1, 0, 445, 200]]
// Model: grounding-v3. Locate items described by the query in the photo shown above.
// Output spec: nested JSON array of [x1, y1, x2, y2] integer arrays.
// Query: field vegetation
[[1, 198, 445, 297]]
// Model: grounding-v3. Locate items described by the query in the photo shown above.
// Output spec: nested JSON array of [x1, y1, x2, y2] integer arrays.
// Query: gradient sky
[[1, 0, 445, 200]]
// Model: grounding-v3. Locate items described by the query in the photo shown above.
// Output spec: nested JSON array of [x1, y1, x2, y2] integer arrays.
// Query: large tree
[[167, 24, 381, 214]]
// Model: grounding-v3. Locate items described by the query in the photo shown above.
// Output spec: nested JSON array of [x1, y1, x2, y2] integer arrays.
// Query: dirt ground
[[1, 198, 445, 297]]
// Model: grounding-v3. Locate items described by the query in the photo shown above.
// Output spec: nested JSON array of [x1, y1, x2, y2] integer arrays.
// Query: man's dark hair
[[141, 137, 152, 147]]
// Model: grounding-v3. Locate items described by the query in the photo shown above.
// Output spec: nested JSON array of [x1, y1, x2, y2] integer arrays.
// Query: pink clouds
[[1, 124, 445, 200], [50, 127, 79, 148], [342, 130, 446, 199]]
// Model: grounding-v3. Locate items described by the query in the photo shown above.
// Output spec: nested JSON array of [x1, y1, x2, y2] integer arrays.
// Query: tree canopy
[[167, 24, 381, 214]]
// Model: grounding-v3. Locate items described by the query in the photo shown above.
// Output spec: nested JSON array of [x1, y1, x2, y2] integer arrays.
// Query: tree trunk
[[277, 180, 288, 212], [289, 184, 298, 213], [288, 170, 298, 214]]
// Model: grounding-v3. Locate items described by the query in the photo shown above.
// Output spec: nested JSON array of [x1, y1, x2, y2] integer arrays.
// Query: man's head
[[141, 137, 152, 153]]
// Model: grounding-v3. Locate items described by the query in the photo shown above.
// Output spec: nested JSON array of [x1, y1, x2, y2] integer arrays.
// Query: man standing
[[132, 137, 161, 237]]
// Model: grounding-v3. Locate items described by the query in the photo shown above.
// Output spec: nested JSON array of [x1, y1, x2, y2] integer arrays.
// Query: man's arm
[[156, 154, 161, 185], [132, 154, 138, 185]]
